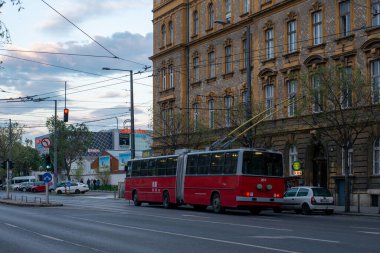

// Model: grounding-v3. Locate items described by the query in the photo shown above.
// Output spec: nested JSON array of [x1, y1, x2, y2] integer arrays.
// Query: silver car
[[282, 187, 334, 215]]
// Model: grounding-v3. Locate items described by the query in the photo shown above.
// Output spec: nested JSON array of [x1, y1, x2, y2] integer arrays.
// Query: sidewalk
[[333, 205, 380, 217]]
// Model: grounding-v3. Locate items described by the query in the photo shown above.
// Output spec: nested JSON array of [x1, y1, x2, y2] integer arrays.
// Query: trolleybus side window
[[148, 159, 157, 176], [210, 153, 224, 174], [187, 155, 198, 175], [224, 152, 238, 174], [140, 160, 149, 177], [242, 151, 283, 176], [126, 161, 132, 177], [167, 157, 177, 175], [131, 160, 141, 177], [157, 158, 167, 176], [198, 153, 211, 174]]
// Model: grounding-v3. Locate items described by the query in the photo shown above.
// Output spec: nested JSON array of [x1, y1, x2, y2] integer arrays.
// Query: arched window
[[224, 96, 232, 127], [208, 99, 215, 129], [168, 21, 173, 44], [193, 103, 199, 131], [374, 138, 380, 175], [208, 3, 214, 29], [161, 24, 166, 47]]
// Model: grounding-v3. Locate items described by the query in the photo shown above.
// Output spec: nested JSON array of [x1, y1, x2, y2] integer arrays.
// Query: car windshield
[[312, 188, 332, 197]]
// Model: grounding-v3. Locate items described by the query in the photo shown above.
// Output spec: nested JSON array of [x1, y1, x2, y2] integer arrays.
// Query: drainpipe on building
[[245, 25, 253, 148], [186, 0, 190, 147]]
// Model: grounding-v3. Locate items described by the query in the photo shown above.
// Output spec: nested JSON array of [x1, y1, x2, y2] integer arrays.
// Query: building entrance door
[[313, 158, 327, 187], [336, 179, 345, 206]]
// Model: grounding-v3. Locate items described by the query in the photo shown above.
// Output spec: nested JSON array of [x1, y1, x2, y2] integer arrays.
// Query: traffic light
[[64, 108, 69, 122], [1, 160, 13, 170], [45, 155, 51, 169]]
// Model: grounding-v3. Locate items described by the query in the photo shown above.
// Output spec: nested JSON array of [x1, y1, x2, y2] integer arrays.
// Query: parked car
[[48, 182, 67, 192], [281, 187, 334, 215], [55, 182, 89, 194], [31, 182, 52, 193], [18, 182, 36, 192]]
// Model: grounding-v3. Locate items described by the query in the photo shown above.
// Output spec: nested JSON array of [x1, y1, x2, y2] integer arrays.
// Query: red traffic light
[[64, 108, 69, 122]]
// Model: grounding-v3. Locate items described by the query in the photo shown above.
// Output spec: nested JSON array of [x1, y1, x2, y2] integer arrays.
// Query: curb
[[0, 199, 63, 207], [334, 211, 380, 217]]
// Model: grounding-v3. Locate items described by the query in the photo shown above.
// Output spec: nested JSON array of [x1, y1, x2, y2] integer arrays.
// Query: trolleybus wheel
[[302, 203, 311, 215], [211, 193, 224, 214], [133, 191, 141, 206], [162, 191, 171, 209], [193, 205, 207, 211]]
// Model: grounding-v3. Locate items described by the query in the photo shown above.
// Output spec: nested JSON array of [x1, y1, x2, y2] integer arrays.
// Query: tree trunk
[[343, 147, 350, 213]]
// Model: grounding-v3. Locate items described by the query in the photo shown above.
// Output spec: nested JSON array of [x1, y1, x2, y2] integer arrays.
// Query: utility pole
[[6, 119, 12, 199], [53, 100, 58, 189], [129, 70, 135, 159]]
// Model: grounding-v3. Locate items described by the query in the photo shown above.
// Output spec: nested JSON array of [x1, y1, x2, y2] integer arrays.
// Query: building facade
[[151, 0, 380, 206]]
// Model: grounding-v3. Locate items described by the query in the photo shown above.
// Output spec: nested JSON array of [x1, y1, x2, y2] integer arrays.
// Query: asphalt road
[[0, 191, 379, 253]]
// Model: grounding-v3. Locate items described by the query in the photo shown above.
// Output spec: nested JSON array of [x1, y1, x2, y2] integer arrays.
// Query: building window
[[208, 51, 215, 78], [339, 0, 351, 37], [266, 28, 274, 59], [208, 3, 214, 29], [193, 103, 199, 131], [341, 67, 352, 109], [193, 56, 199, 82], [312, 11, 322, 45], [287, 79, 296, 117], [161, 109, 167, 136], [372, 59, 380, 103], [225, 0, 231, 22], [374, 138, 380, 175], [225, 45, 232, 73], [342, 148, 353, 175], [208, 99, 215, 129], [193, 11, 199, 35], [162, 67, 167, 90], [168, 21, 173, 44], [225, 96, 232, 127], [312, 74, 322, 113], [265, 83, 274, 116], [168, 107, 173, 133], [161, 25, 166, 47], [242, 90, 248, 104], [169, 64, 173, 89], [242, 39, 247, 69], [287, 20, 297, 53], [243, 0, 250, 14], [373, 0, 380, 26], [289, 145, 298, 176]]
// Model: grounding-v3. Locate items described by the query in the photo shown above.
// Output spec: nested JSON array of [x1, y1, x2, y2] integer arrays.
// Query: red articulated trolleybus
[[124, 148, 284, 214]]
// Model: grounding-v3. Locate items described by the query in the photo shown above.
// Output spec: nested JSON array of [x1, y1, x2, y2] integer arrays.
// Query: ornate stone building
[[151, 0, 380, 206]]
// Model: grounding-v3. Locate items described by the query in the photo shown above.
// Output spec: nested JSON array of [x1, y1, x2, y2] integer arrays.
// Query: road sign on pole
[[43, 172, 52, 204]]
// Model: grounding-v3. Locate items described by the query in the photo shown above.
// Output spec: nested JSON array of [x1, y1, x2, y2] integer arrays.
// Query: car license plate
[[320, 199, 329, 203]]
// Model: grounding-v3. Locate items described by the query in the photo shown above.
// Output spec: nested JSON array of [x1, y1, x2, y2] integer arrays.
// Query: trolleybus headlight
[[266, 184, 272, 190], [256, 184, 263, 190]]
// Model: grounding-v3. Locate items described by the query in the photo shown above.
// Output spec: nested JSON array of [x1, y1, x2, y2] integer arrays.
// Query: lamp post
[[102, 68, 135, 159]]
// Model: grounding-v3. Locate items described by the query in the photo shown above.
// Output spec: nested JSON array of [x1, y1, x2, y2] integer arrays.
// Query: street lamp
[[102, 67, 135, 159]]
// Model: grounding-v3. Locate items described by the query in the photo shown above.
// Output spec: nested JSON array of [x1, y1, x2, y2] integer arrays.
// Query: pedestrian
[[96, 179, 100, 190], [80, 178, 83, 183], [93, 179, 97, 190], [87, 178, 90, 189]]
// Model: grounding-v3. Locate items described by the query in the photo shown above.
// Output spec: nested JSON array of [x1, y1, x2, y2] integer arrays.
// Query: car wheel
[[22, 188, 27, 192], [75, 189, 80, 194], [302, 203, 311, 215], [32, 189, 36, 193], [133, 191, 141, 206], [295, 209, 302, 214], [211, 193, 224, 214], [57, 190, 62, 195]]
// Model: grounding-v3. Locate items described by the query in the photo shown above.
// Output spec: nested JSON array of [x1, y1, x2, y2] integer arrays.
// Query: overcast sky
[[0, 0, 153, 143]]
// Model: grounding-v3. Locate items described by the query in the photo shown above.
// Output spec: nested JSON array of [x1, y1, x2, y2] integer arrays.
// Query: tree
[[299, 65, 375, 213], [0, 1, 23, 44], [46, 116, 92, 180]]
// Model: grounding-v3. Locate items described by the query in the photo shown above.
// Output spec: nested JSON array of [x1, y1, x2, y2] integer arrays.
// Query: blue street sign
[[66, 181, 71, 187], [43, 172, 52, 183]]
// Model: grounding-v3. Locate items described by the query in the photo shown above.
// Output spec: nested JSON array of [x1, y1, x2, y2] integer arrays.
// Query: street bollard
[[357, 194, 360, 213], [378, 195, 380, 214], [114, 191, 116, 199]]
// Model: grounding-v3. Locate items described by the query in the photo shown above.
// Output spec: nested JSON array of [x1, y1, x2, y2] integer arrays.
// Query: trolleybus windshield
[[242, 151, 283, 176]]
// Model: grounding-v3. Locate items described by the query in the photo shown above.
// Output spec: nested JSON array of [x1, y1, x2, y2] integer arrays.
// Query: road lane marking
[[4, 222, 109, 253], [182, 214, 211, 218], [252, 236, 340, 244], [351, 226, 380, 231], [68, 216, 301, 253], [357, 231, 380, 235]]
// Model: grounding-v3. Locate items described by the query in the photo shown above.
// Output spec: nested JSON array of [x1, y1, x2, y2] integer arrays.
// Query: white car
[[282, 186, 334, 215], [55, 182, 89, 194]]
